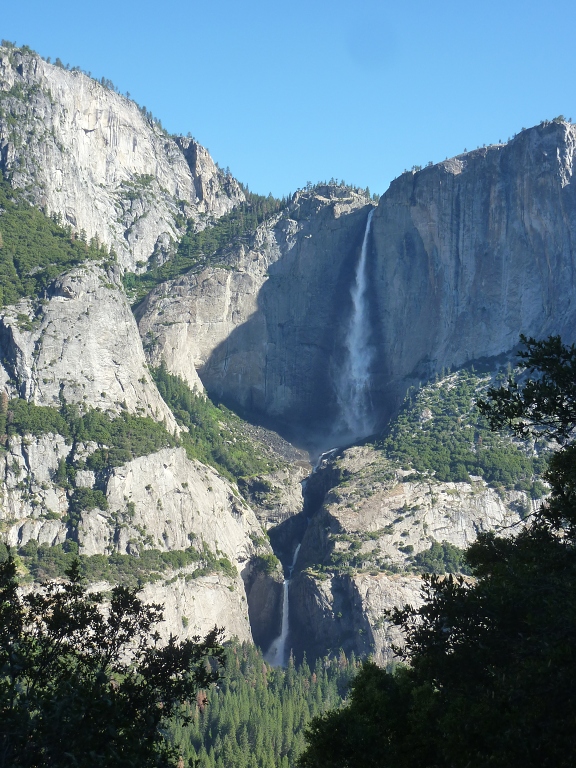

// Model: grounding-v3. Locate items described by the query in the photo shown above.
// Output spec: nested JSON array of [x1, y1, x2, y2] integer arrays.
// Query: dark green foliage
[[123, 192, 288, 305], [170, 642, 360, 768], [252, 553, 282, 575], [1, 398, 176, 472], [2, 398, 69, 438], [300, 337, 576, 768], [0, 553, 225, 767], [478, 334, 576, 443], [152, 363, 272, 482], [379, 367, 547, 490], [66, 488, 108, 525], [0, 172, 109, 306], [299, 663, 431, 768], [17, 540, 236, 588], [76, 409, 177, 471], [2, 379, 270, 485], [411, 540, 471, 575]]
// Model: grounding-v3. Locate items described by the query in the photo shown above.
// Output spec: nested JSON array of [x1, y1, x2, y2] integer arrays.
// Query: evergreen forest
[[0, 172, 111, 307], [379, 367, 548, 495], [169, 642, 361, 768]]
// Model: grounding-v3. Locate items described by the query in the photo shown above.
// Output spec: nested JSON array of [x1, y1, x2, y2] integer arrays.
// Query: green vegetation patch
[[1, 371, 274, 487], [252, 553, 282, 575], [170, 641, 361, 768], [0, 171, 111, 306], [123, 191, 288, 306], [378, 368, 548, 493], [0, 399, 176, 472], [15, 539, 236, 588], [411, 540, 471, 575], [152, 363, 274, 483]]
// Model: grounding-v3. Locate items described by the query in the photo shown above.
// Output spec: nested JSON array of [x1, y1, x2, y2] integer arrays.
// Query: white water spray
[[265, 543, 301, 667], [335, 208, 376, 439]]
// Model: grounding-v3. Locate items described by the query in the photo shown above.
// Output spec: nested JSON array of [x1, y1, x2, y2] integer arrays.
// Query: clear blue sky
[[3, 0, 575, 198]]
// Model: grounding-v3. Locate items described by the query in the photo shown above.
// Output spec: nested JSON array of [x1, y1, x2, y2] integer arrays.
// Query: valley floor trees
[[299, 336, 576, 768], [0, 553, 225, 767]]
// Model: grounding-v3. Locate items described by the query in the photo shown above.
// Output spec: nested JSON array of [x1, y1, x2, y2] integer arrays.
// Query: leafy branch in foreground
[[478, 334, 576, 442], [0, 552, 225, 767]]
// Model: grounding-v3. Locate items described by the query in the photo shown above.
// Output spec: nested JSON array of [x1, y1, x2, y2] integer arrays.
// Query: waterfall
[[335, 208, 376, 440], [265, 543, 301, 667]]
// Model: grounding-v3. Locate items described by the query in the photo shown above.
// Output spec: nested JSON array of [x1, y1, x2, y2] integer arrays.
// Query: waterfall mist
[[334, 208, 376, 441]]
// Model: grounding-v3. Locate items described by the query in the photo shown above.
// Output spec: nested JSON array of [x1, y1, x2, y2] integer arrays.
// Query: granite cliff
[[0, 45, 243, 271], [368, 119, 576, 419], [137, 186, 375, 444], [139, 121, 576, 448], [289, 443, 528, 663]]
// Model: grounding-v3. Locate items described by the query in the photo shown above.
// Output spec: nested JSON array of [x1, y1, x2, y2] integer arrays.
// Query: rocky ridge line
[[0, 46, 244, 271]]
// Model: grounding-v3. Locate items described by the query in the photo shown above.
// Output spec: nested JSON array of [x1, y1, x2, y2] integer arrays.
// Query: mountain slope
[[0, 45, 243, 271]]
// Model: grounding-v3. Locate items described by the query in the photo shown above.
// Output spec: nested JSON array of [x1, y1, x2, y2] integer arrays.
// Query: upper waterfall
[[334, 208, 376, 441]]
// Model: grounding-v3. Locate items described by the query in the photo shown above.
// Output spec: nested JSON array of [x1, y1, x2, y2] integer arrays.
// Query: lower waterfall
[[265, 543, 302, 667], [335, 208, 376, 440]]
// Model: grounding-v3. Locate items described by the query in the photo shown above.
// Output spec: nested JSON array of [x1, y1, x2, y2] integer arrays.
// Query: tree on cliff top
[[0, 553, 224, 767], [300, 336, 576, 768]]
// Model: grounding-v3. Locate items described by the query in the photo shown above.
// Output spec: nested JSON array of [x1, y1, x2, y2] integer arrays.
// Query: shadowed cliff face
[[138, 188, 375, 450], [140, 122, 576, 450], [369, 120, 576, 415], [201, 199, 374, 444]]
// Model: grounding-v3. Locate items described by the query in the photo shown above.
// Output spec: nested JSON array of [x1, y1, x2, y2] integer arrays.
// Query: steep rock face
[[139, 574, 253, 644], [300, 446, 525, 569], [245, 569, 284, 651], [1, 437, 277, 643], [141, 123, 576, 445], [369, 121, 576, 418], [0, 47, 243, 270], [79, 447, 260, 561], [0, 433, 69, 547], [289, 445, 526, 661], [290, 570, 422, 665], [0, 264, 177, 428], [240, 464, 310, 530], [138, 187, 374, 442]]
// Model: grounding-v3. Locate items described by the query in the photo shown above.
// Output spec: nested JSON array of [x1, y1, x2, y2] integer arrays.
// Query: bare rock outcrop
[[139, 573, 253, 644], [290, 569, 422, 665], [240, 464, 310, 530], [0, 264, 176, 428], [0, 46, 243, 270], [78, 447, 260, 561], [0, 433, 69, 548], [1, 437, 278, 644], [290, 445, 526, 662]]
